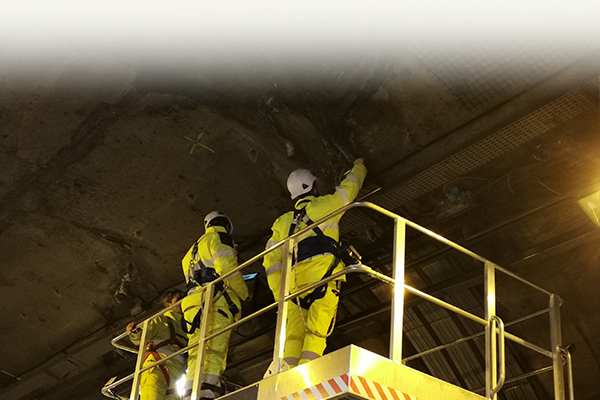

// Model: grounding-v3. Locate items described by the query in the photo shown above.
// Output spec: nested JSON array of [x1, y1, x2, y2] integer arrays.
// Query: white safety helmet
[[204, 211, 233, 234], [287, 168, 317, 199]]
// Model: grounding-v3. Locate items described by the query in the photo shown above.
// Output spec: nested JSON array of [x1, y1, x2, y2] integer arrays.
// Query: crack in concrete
[[0, 90, 140, 235]]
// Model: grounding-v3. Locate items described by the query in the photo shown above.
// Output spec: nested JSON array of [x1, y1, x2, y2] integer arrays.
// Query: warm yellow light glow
[[578, 191, 600, 228], [298, 364, 313, 388], [353, 350, 380, 376]]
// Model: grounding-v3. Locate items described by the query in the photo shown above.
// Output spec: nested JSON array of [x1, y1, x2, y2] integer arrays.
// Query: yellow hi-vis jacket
[[130, 310, 187, 361], [263, 163, 367, 300], [181, 226, 249, 311]]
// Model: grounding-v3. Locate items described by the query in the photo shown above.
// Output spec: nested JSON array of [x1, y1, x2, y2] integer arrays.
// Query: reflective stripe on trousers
[[140, 353, 185, 400], [184, 295, 235, 399], [284, 281, 340, 366]]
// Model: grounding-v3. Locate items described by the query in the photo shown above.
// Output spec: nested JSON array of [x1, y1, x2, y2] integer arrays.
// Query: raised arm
[[211, 233, 249, 301]]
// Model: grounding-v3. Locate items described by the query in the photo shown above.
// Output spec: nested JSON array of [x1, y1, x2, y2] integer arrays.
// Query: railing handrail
[[108, 270, 553, 393], [403, 308, 551, 362], [106, 200, 564, 400], [104, 264, 393, 393]]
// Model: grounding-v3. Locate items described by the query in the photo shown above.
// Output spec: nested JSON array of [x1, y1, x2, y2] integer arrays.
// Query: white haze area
[[0, 0, 598, 76]]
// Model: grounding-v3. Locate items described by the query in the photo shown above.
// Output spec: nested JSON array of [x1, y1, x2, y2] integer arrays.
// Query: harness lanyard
[[144, 318, 186, 387], [289, 206, 340, 339], [184, 240, 240, 335]]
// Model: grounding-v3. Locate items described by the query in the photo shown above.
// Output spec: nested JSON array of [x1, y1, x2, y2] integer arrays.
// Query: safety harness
[[181, 235, 241, 335], [288, 201, 340, 310], [143, 316, 187, 388]]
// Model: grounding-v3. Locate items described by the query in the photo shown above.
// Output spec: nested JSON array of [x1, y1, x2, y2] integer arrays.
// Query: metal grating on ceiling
[[405, 326, 460, 385], [371, 90, 595, 210], [417, 37, 580, 111], [504, 385, 538, 400], [421, 259, 459, 284], [406, 269, 427, 289], [431, 318, 484, 389]]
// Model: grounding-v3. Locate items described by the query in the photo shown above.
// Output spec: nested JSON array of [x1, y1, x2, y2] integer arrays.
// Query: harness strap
[[291, 260, 339, 310], [167, 318, 188, 349], [149, 318, 187, 351], [184, 234, 241, 334], [144, 350, 170, 387], [181, 305, 203, 335], [181, 287, 240, 335], [221, 290, 240, 316], [288, 206, 339, 264]]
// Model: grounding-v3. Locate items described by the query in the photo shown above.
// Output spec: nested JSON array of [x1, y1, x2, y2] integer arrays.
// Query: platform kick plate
[[222, 345, 486, 400]]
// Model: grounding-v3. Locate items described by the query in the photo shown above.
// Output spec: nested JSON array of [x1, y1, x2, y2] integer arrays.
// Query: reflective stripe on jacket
[[130, 311, 187, 362], [181, 226, 249, 307], [264, 163, 367, 300]]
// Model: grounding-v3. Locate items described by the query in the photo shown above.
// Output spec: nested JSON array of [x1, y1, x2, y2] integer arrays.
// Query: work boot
[[200, 382, 223, 399]]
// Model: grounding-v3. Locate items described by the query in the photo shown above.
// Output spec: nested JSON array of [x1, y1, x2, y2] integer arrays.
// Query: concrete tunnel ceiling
[[1, 2, 599, 400]]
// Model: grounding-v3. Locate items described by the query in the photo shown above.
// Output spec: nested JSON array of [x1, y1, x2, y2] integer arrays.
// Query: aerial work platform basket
[[104, 202, 574, 400], [225, 345, 487, 400]]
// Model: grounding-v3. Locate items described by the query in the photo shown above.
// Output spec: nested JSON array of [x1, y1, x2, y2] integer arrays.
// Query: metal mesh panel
[[404, 308, 423, 331], [406, 327, 460, 385], [418, 302, 450, 323], [405, 270, 427, 289], [373, 90, 594, 210], [446, 342, 485, 389], [339, 211, 374, 237], [372, 284, 392, 303], [421, 259, 458, 284], [407, 244, 439, 261]]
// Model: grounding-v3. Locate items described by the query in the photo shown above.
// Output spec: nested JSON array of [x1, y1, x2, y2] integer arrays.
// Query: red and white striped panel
[[349, 374, 418, 400], [278, 373, 417, 400], [280, 374, 349, 400]]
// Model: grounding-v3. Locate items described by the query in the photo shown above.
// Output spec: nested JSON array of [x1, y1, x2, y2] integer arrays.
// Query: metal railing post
[[129, 319, 150, 400], [550, 294, 566, 400], [190, 283, 214, 400], [102, 202, 570, 400], [390, 218, 406, 363], [484, 261, 497, 400], [272, 238, 293, 373], [564, 348, 574, 400], [490, 316, 505, 398]]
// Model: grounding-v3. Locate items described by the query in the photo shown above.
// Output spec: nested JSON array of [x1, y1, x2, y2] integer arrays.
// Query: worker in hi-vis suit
[[128, 290, 187, 400], [181, 211, 248, 400], [263, 159, 366, 367]]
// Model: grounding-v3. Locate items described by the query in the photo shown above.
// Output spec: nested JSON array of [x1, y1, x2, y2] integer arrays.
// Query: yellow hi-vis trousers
[[182, 294, 237, 399], [139, 353, 185, 400], [283, 281, 340, 366]]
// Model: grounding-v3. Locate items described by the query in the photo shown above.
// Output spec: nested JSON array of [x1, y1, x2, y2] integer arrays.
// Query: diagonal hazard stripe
[[321, 380, 335, 395], [333, 375, 348, 392], [350, 376, 360, 393], [341, 374, 349, 388], [328, 378, 341, 393], [388, 385, 400, 400], [315, 383, 329, 399], [348, 373, 417, 400], [279, 373, 417, 400], [307, 386, 323, 400], [304, 389, 317, 400], [358, 376, 375, 399], [298, 391, 309, 400], [373, 381, 387, 400]]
